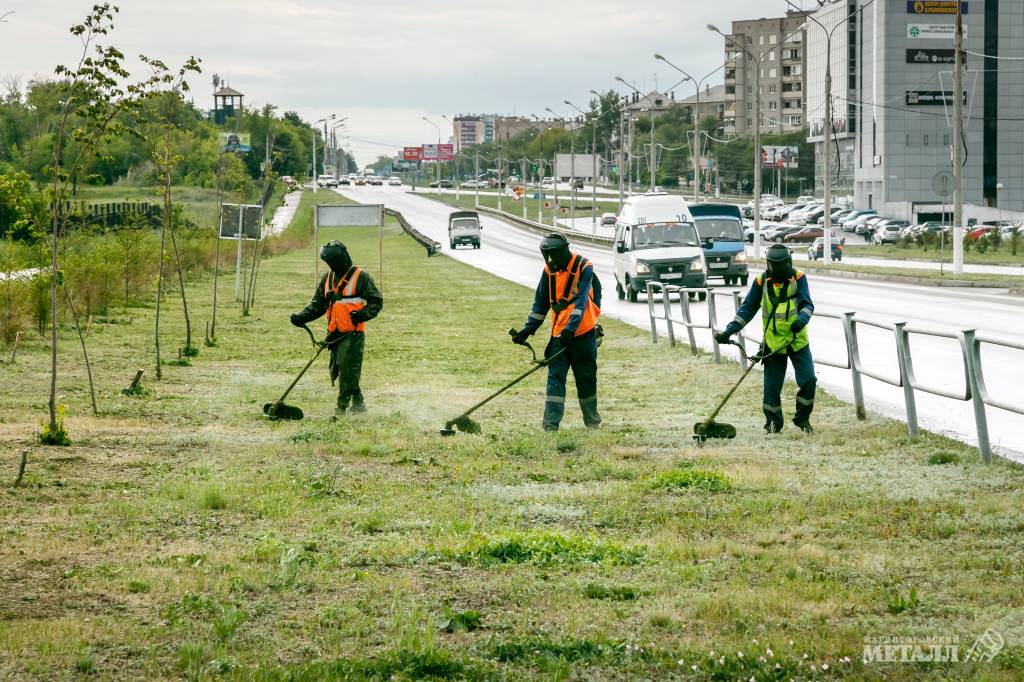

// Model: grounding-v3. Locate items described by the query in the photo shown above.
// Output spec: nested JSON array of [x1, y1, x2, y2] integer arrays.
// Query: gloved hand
[[558, 328, 575, 345], [289, 313, 303, 327], [511, 328, 530, 345], [790, 319, 805, 334], [714, 330, 733, 344], [349, 310, 368, 324]]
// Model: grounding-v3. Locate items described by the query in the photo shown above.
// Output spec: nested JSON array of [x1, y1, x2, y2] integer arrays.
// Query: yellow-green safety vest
[[759, 272, 809, 353]]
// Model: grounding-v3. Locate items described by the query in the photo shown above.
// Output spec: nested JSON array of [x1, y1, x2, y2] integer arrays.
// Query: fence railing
[[644, 280, 1021, 462], [385, 207, 442, 256]]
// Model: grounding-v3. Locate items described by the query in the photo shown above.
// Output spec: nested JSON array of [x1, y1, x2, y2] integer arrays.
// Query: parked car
[[841, 210, 878, 232], [764, 224, 806, 243], [968, 226, 996, 242], [448, 210, 482, 249], [460, 179, 485, 188], [818, 209, 854, 226], [807, 237, 843, 261], [540, 177, 555, 189], [601, 212, 617, 226], [429, 179, 454, 188], [873, 220, 909, 244], [797, 195, 816, 204], [784, 227, 840, 244], [794, 206, 826, 226], [387, 176, 402, 186], [856, 215, 888, 236]]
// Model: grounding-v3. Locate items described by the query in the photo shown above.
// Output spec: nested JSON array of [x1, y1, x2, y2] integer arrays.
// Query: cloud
[[3, 0, 780, 165]]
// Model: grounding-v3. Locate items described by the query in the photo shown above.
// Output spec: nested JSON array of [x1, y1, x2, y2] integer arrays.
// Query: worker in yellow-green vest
[[715, 243, 816, 433]]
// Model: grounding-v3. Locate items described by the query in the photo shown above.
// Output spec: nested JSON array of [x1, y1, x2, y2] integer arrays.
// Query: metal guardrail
[[471, 205, 616, 246], [385, 207, 442, 256], [644, 280, 1020, 462]]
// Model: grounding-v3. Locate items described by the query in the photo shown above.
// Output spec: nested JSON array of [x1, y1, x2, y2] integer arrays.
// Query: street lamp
[[312, 115, 333, 194], [441, 114, 460, 200], [784, 0, 875, 265], [567, 99, 600, 235], [616, 76, 657, 192], [656, 53, 727, 204], [422, 116, 441, 194], [332, 118, 347, 177], [590, 88, 624, 213], [546, 108, 570, 227]]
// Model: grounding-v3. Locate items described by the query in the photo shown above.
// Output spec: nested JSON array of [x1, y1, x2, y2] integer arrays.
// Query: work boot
[[350, 391, 367, 414], [336, 391, 351, 415], [764, 422, 783, 434], [793, 419, 813, 434], [542, 422, 560, 432]]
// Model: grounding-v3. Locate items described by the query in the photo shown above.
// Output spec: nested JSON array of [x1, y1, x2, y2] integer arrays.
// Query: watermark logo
[[863, 630, 1003, 664]]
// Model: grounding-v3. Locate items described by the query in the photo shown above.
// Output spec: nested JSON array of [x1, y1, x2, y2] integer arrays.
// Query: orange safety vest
[[324, 267, 367, 334], [546, 254, 600, 338]]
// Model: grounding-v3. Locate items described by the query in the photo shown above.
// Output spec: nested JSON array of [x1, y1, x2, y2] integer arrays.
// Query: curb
[[794, 264, 1020, 289]]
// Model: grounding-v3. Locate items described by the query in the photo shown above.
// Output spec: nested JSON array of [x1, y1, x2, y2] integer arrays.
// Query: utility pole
[[648, 107, 656, 191], [823, 52, 834, 265], [618, 108, 625, 212], [952, 4, 965, 275], [474, 150, 480, 208]]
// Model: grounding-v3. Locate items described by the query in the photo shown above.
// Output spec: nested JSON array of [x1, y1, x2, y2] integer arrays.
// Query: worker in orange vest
[[512, 234, 603, 431], [290, 240, 383, 415]]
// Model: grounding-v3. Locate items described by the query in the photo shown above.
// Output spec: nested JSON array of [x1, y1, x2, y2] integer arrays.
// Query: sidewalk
[[266, 189, 302, 236]]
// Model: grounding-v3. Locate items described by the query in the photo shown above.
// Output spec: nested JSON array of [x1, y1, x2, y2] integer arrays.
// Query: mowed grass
[[845, 242, 1024, 267], [411, 188, 613, 224], [1, 203, 1024, 680]]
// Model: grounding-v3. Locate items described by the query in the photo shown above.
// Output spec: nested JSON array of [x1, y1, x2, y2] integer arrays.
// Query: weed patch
[[441, 531, 645, 567], [648, 467, 732, 492], [583, 583, 643, 601]]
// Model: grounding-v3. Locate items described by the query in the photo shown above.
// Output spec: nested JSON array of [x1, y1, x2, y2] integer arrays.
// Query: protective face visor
[[765, 245, 794, 280], [540, 234, 572, 271], [320, 240, 352, 273]]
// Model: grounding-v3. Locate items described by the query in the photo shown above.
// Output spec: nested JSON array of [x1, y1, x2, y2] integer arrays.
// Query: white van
[[612, 193, 706, 302]]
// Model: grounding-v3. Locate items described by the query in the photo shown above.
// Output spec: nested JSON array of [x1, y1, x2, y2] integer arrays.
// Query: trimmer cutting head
[[440, 414, 482, 436], [693, 420, 737, 443], [263, 402, 305, 421]]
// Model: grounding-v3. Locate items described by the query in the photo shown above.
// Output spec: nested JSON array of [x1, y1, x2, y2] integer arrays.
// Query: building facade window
[[769, 68, 777, 78]]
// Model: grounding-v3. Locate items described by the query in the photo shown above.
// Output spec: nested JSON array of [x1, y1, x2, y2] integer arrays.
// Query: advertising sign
[[906, 1, 967, 14], [907, 23, 966, 39], [421, 143, 438, 161], [761, 145, 799, 169], [906, 48, 964, 64], [437, 143, 455, 161], [221, 132, 252, 153], [905, 90, 967, 105], [555, 153, 597, 179], [403, 146, 422, 161], [315, 204, 384, 228]]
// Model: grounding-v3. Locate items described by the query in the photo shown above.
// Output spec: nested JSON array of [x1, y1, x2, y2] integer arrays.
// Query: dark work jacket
[[294, 268, 384, 336]]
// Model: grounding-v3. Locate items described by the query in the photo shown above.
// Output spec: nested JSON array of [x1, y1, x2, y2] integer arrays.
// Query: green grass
[[413, 187, 615, 224], [845, 242, 1024, 267], [760, 258, 1024, 286], [1, 195, 1023, 679]]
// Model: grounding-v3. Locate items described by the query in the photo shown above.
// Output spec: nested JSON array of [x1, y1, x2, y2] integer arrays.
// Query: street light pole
[[313, 117, 328, 194], [567, 99, 598, 234], [617, 77, 657, 192], [442, 114, 460, 200], [422, 116, 441, 195]]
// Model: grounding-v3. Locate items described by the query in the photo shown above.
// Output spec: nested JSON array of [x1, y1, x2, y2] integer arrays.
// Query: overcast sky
[[3, 0, 811, 166]]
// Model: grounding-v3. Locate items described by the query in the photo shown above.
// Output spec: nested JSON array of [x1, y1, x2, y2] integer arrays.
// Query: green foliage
[[437, 608, 482, 633], [199, 485, 227, 510], [927, 451, 960, 465], [648, 467, 732, 492], [445, 531, 645, 567], [887, 586, 921, 614], [583, 583, 643, 601], [38, 404, 71, 446]]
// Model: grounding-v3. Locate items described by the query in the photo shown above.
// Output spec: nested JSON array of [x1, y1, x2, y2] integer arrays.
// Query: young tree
[[43, 4, 197, 438]]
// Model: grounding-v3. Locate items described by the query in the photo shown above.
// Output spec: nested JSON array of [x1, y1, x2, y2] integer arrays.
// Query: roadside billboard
[[438, 143, 455, 161], [219, 204, 262, 240], [906, 1, 968, 14], [555, 153, 597, 179], [221, 132, 252, 153], [422, 144, 438, 160], [403, 146, 423, 161], [761, 145, 799, 169]]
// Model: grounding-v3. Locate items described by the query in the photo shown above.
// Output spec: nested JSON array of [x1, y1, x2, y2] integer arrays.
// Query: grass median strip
[[1, 201, 1023, 679]]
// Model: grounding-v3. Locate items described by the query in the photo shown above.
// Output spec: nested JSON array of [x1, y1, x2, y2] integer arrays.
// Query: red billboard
[[438, 143, 455, 161], [403, 146, 423, 161]]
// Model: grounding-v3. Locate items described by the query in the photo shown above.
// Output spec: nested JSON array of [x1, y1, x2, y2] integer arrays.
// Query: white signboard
[[315, 204, 384, 228], [555, 153, 597, 179], [421, 143, 438, 161], [907, 23, 966, 39]]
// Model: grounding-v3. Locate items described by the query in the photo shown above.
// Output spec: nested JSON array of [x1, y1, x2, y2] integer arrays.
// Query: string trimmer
[[693, 337, 789, 443], [440, 329, 567, 436], [263, 325, 350, 421]]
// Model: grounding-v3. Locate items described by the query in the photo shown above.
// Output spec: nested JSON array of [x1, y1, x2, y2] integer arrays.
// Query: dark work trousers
[[330, 333, 366, 410], [543, 329, 600, 430], [762, 344, 816, 431]]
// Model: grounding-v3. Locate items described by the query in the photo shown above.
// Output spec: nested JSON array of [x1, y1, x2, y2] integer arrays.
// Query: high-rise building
[[722, 11, 809, 137], [451, 114, 556, 151], [807, 0, 1024, 221]]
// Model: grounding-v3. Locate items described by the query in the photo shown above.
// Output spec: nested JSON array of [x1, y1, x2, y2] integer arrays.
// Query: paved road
[[337, 185, 1024, 461]]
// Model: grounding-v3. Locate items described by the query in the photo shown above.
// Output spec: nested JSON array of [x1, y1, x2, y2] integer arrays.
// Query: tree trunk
[[48, 207, 59, 434], [168, 215, 192, 351], [63, 284, 98, 415], [155, 185, 168, 380]]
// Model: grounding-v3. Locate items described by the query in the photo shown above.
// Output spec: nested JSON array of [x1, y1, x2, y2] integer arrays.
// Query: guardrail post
[[708, 294, 721, 364], [663, 285, 676, 348], [646, 281, 659, 344], [843, 312, 866, 421], [732, 291, 748, 370], [679, 291, 698, 355], [894, 322, 919, 438], [962, 329, 992, 463]]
